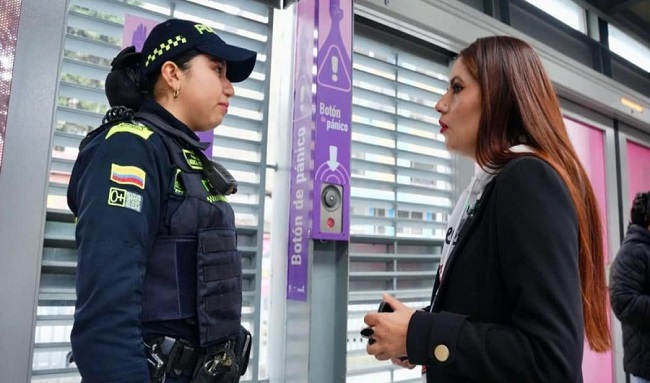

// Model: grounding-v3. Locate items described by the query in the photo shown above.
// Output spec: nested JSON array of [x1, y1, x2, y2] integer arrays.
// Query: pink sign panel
[[0, 0, 22, 175], [123, 14, 158, 52], [626, 140, 650, 201], [565, 117, 612, 383], [565, 118, 609, 261]]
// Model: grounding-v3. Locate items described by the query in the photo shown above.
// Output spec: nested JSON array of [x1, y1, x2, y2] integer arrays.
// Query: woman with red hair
[[364, 36, 610, 382]]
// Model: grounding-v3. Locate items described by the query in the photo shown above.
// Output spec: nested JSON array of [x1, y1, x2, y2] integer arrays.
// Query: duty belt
[[144, 336, 245, 383]]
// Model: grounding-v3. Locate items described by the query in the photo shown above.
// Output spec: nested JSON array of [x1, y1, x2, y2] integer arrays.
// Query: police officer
[[67, 19, 256, 383]]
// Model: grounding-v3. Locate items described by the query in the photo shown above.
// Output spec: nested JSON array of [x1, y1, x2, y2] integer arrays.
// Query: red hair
[[460, 36, 610, 351]]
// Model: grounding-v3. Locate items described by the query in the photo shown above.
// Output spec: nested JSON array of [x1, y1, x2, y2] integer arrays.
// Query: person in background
[[610, 191, 650, 383], [363, 35, 610, 382], [68, 18, 256, 383]]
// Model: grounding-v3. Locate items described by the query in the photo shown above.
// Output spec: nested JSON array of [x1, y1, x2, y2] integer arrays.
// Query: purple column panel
[[312, 0, 352, 240], [287, 0, 317, 301]]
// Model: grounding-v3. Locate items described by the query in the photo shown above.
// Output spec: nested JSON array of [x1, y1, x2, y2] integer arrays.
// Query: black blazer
[[609, 224, 650, 379], [406, 157, 584, 383]]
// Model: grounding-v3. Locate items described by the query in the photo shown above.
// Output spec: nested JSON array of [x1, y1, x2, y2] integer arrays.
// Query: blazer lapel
[[431, 179, 496, 310]]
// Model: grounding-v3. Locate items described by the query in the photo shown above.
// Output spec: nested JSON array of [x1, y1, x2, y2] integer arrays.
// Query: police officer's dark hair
[[105, 46, 202, 111], [630, 192, 650, 227]]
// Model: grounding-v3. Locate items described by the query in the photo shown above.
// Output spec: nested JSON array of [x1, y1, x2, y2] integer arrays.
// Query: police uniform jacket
[[406, 157, 584, 383], [68, 99, 238, 382], [609, 224, 650, 380]]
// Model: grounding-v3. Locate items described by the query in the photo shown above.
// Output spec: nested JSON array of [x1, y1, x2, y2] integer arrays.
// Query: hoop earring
[[173, 89, 179, 99]]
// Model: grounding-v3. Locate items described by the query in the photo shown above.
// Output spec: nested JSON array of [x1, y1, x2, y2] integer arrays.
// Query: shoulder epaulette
[[106, 122, 154, 140]]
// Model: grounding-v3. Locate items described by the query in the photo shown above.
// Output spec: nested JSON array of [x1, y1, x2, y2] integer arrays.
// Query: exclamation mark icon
[[331, 55, 339, 82]]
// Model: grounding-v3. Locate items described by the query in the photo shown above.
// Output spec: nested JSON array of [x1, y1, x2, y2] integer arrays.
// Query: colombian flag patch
[[110, 164, 146, 189]]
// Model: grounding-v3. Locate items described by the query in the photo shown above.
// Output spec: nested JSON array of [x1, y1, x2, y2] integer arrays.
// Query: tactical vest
[[131, 116, 243, 348]]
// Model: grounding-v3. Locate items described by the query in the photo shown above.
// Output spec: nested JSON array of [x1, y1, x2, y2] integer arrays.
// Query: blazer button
[[434, 344, 450, 362]]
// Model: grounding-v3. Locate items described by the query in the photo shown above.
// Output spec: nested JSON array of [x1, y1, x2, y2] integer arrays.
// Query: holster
[[144, 337, 200, 383]]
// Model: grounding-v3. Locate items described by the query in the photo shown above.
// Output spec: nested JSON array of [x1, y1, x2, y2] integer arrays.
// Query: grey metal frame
[[251, 7, 273, 382], [266, 6, 297, 383], [282, 241, 349, 383], [617, 124, 650, 222], [0, 0, 69, 382], [354, 0, 650, 132]]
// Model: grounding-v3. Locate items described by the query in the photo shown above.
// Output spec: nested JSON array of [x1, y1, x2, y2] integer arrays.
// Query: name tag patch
[[182, 149, 203, 170], [108, 187, 143, 212]]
